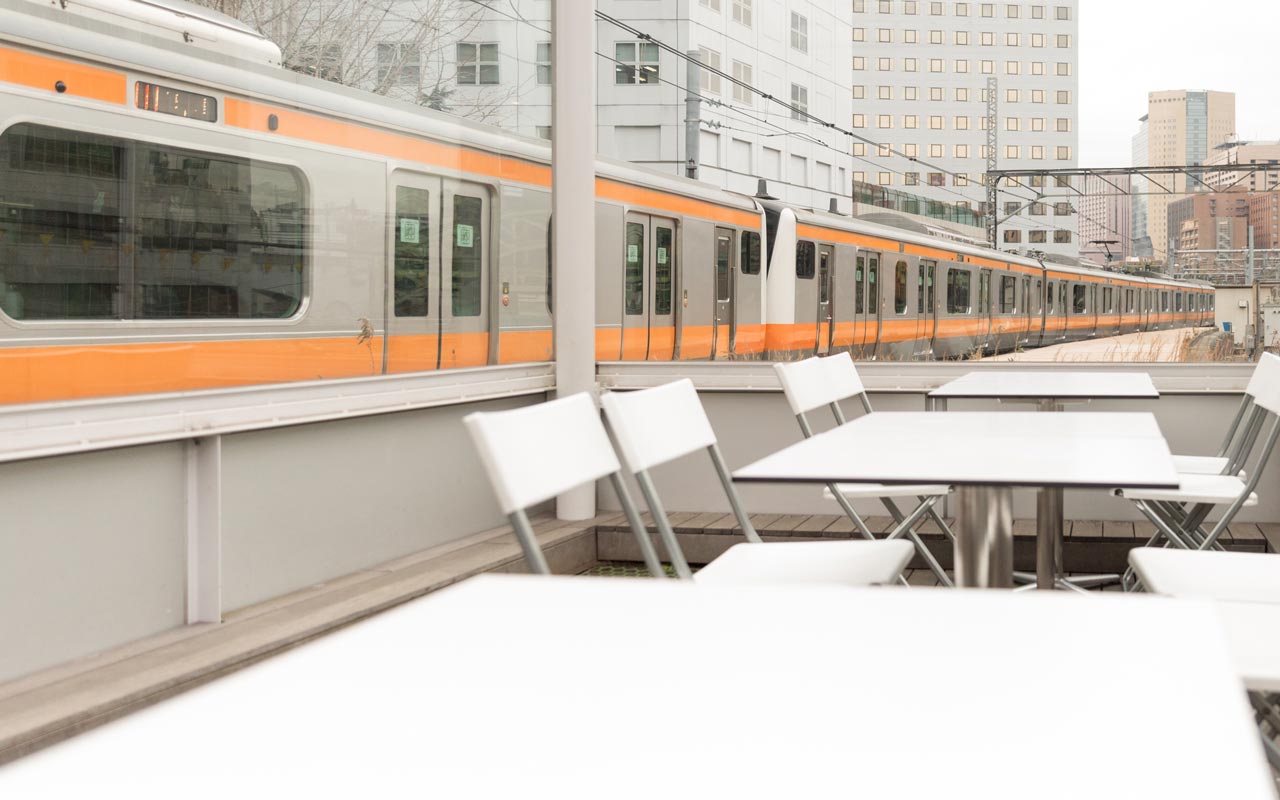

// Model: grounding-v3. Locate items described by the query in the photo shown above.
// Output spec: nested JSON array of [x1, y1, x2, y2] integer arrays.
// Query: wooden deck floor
[[0, 510, 1273, 765]]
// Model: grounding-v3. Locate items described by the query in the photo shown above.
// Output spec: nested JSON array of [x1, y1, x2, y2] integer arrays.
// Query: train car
[[763, 204, 1214, 361], [0, 0, 1214, 406]]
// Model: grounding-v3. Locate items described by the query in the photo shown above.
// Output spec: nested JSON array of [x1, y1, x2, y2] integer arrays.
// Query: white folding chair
[[1128, 547, 1280, 772], [1116, 353, 1280, 590], [773, 353, 955, 587], [464, 393, 666, 577], [600, 379, 913, 587]]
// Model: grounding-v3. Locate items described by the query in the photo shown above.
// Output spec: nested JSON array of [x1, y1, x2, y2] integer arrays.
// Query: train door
[[1089, 284, 1099, 336], [387, 172, 443, 373], [853, 252, 867, 358], [440, 180, 492, 368], [977, 268, 994, 352], [712, 227, 735, 359], [817, 244, 834, 355], [621, 214, 678, 360], [915, 260, 937, 359], [1020, 276, 1032, 347], [867, 253, 883, 359]]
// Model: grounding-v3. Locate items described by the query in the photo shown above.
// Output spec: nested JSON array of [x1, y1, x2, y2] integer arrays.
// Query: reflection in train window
[[740, 231, 761, 275], [1175, 293, 1183, 312], [1102, 287, 1112, 314], [625, 222, 644, 315], [655, 225, 674, 315], [1046, 282, 1055, 315], [924, 261, 936, 313], [868, 258, 879, 315], [946, 269, 971, 314], [1034, 279, 1042, 313], [394, 186, 429, 317], [1000, 275, 1016, 314], [796, 240, 816, 279], [1072, 284, 1086, 314], [451, 195, 483, 317], [0, 123, 305, 320], [1161, 291, 1169, 312], [894, 261, 908, 314], [855, 256, 865, 314], [715, 232, 732, 302], [916, 265, 925, 314]]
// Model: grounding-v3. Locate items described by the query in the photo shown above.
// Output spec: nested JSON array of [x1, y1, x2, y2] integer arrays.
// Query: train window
[[1034, 279, 1042, 313], [978, 272, 990, 314], [946, 269, 971, 314], [868, 258, 879, 315], [0, 123, 305, 320], [925, 261, 936, 313], [1000, 275, 1016, 314], [1102, 287, 1112, 314], [1021, 278, 1030, 315], [796, 240, 816, 279], [716, 231, 733, 302], [894, 261, 908, 314], [1046, 282, 1055, 315], [1175, 293, 1183, 312], [655, 225, 674, 315], [740, 231, 761, 276], [916, 265, 925, 314], [625, 222, 645, 314], [1072, 284, 1086, 314], [855, 256, 865, 314], [819, 251, 831, 305], [1161, 291, 1169, 312], [451, 195, 483, 317], [394, 186, 430, 317]]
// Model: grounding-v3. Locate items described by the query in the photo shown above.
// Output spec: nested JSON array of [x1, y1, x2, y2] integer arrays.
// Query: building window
[[905, 29, 919, 43], [905, 0, 919, 13], [930, 86, 943, 100], [929, 115, 943, 129], [457, 42, 499, 85], [536, 42, 552, 85], [1030, 202, 1046, 215], [1005, 145, 1020, 159], [1030, 117, 1045, 131], [882, 57, 897, 71], [956, 87, 969, 101], [1031, 61, 1045, 75], [879, 0, 892, 11], [1056, 62, 1071, 76], [879, 85, 893, 100], [1056, 34, 1072, 47], [878, 114, 893, 128], [699, 0, 721, 9], [854, 27, 866, 41], [377, 43, 420, 86], [1005, 117, 1020, 131], [955, 174, 969, 186], [1054, 202, 1070, 216], [1055, 5, 1071, 20], [880, 28, 894, 42], [906, 172, 920, 185], [982, 31, 994, 46], [930, 30, 944, 44], [1055, 230, 1072, 244], [1006, 60, 1020, 75], [930, 58, 943, 72], [1004, 229, 1022, 243], [1056, 90, 1072, 104], [956, 59, 970, 73], [955, 143, 970, 157], [852, 84, 866, 99], [1031, 4, 1045, 18], [956, 1, 969, 14], [614, 42, 659, 84], [904, 143, 919, 156], [1032, 33, 1045, 47], [853, 56, 866, 70], [905, 86, 918, 100], [1056, 118, 1071, 132], [1006, 32, 1019, 46], [732, 0, 753, 26], [1056, 145, 1072, 160], [853, 143, 867, 156], [294, 42, 344, 82], [878, 143, 892, 157], [1006, 88, 1019, 103], [1007, 3, 1020, 16], [904, 114, 919, 128], [698, 47, 722, 94], [1029, 230, 1047, 244], [879, 171, 894, 185], [853, 0, 865, 10], [929, 172, 945, 186], [930, 1, 944, 13], [1032, 89, 1044, 103], [930, 143, 944, 158], [852, 113, 866, 127], [981, 60, 994, 73], [791, 12, 809, 52], [791, 83, 808, 120], [955, 116, 969, 130], [982, 3, 994, 16], [1031, 145, 1044, 159], [732, 61, 753, 103], [956, 30, 970, 45]]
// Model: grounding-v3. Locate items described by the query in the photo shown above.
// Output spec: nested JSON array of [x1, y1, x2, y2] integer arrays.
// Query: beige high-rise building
[[1205, 140, 1280, 194], [1139, 90, 1236, 261]]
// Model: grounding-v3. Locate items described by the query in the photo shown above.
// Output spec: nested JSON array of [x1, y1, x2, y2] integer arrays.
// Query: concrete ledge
[[0, 514, 595, 766]]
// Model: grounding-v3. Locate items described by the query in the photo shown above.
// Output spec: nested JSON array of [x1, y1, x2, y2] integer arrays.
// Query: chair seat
[[693, 540, 913, 587], [824, 483, 951, 501], [1114, 473, 1259, 506], [1129, 548, 1280, 604], [1172, 455, 1233, 475]]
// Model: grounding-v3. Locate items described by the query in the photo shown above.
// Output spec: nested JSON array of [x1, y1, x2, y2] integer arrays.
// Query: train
[[0, 0, 1214, 405]]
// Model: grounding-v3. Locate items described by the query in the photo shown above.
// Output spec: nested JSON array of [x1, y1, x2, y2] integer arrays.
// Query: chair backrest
[[599, 379, 718, 472], [773, 352, 866, 417], [1245, 353, 1280, 417], [464, 393, 620, 515]]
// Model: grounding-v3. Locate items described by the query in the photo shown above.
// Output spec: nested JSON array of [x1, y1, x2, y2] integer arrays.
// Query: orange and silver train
[[0, 0, 1212, 406]]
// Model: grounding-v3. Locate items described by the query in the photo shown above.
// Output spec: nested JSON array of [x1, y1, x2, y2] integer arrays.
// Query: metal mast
[[985, 76, 998, 247]]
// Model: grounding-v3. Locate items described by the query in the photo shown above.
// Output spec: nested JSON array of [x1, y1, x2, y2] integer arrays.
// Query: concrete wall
[[0, 395, 536, 683]]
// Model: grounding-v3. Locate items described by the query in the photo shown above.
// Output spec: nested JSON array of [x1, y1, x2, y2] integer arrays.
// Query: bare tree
[[190, 0, 517, 122]]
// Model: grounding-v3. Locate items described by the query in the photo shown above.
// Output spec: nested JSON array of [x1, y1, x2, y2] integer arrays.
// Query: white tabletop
[[1, 575, 1270, 799], [930, 371, 1159, 400], [1215, 601, 1280, 693], [734, 412, 1180, 489]]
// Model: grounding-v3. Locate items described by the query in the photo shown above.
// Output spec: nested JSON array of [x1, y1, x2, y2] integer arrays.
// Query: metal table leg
[[1036, 487, 1063, 591], [955, 485, 1014, 589]]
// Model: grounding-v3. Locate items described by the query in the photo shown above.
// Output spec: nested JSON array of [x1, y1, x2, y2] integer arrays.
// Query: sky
[[1079, 0, 1280, 166]]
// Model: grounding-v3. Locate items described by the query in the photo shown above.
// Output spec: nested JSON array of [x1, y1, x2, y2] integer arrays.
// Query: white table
[[930, 372, 1161, 591], [735, 412, 1179, 589], [1, 575, 1273, 799], [1131, 548, 1280, 693]]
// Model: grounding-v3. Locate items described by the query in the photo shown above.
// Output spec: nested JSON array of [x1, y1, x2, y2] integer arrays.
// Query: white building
[[233, 0, 854, 211], [849, 0, 1079, 258]]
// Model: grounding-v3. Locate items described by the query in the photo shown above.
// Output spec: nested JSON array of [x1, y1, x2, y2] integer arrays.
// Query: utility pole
[[685, 51, 701, 179], [984, 76, 998, 248]]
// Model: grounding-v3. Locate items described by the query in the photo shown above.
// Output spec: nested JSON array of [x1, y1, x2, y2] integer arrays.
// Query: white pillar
[[552, 0, 597, 521], [185, 436, 222, 623]]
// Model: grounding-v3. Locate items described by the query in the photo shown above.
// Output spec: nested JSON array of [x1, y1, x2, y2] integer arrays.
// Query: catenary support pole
[[552, 0, 597, 521]]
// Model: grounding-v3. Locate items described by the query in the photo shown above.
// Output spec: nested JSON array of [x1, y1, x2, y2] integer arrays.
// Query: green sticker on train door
[[657, 247, 668, 265], [399, 218, 420, 244], [627, 244, 639, 262], [456, 224, 474, 248]]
